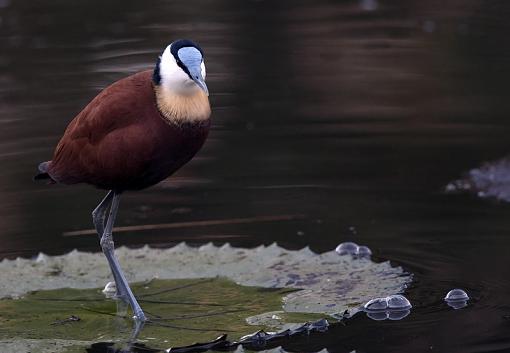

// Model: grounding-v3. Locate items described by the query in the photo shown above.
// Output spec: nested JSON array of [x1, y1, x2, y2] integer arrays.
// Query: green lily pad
[[0, 243, 412, 351], [0, 278, 314, 351]]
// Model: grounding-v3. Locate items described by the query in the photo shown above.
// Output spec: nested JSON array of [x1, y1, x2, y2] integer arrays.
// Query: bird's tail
[[34, 161, 56, 183]]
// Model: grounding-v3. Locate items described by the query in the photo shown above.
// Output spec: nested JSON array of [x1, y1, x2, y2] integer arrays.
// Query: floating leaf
[[0, 243, 412, 351]]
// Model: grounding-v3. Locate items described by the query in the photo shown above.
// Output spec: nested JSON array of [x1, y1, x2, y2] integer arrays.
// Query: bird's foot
[[133, 309, 147, 322]]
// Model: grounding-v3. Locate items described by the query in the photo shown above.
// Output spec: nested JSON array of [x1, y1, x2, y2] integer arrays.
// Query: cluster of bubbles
[[362, 294, 412, 321], [336, 242, 471, 320], [360, 288, 470, 321], [335, 242, 372, 258]]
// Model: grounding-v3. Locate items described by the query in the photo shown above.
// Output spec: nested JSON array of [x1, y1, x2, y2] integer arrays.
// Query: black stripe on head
[[170, 39, 203, 79], [153, 39, 203, 85], [152, 55, 162, 85]]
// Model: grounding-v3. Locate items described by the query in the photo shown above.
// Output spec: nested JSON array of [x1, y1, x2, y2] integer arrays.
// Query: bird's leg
[[92, 190, 123, 297], [99, 192, 147, 322], [92, 190, 114, 237]]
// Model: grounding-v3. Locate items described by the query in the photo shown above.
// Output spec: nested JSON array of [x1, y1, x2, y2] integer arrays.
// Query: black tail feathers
[[34, 161, 55, 182]]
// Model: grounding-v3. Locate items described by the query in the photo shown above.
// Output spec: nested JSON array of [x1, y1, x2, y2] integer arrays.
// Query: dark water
[[2, 0, 510, 352]]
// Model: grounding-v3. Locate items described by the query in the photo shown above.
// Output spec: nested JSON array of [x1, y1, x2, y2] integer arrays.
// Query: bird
[[34, 39, 211, 322]]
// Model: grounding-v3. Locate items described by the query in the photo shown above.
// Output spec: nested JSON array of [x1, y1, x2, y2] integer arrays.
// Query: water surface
[[1, 0, 510, 352]]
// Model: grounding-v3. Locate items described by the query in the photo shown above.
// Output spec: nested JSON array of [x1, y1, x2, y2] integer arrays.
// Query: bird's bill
[[194, 76, 209, 96], [188, 66, 209, 96]]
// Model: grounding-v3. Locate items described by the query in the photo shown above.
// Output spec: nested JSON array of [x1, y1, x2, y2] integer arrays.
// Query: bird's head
[[153, 39, 208, 96]]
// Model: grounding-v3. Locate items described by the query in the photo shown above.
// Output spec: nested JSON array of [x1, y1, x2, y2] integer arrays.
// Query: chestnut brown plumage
[[39, 70, 210, 191], [35, 40, 211, 323]]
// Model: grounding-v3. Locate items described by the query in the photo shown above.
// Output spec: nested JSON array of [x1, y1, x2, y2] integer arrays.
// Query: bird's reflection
[[85, 300, 150, 353], [86, 340, 158, 353]]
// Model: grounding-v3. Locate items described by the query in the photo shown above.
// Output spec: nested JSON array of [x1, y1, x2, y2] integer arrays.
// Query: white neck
[[158, 45, 206, 96]]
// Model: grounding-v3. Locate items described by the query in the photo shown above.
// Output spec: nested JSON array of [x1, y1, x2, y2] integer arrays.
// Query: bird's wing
[[49, 70, 156, 186]]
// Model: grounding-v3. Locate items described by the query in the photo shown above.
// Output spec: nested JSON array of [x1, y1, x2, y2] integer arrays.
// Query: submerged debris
[[444, 289, 469, 309], [234, 347, 329, 353], [167, 319, 330, 352], [50, 315, 81, 326], [166, 334, 230, 352]]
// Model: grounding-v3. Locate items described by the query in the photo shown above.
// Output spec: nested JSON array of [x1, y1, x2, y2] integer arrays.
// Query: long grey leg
[[96, 191, 147, 322], [92, 191, 123, 296], [92, 190, 114, 237]]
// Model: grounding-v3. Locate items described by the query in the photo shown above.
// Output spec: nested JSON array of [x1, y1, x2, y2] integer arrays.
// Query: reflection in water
[[365, 310, 410, 321], [86, 341, 158, 353], [2, 0, 510, 352], [89, 303, 146, 353]]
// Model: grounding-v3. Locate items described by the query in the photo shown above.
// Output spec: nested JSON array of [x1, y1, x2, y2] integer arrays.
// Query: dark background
[[1, 0, 510, 352]]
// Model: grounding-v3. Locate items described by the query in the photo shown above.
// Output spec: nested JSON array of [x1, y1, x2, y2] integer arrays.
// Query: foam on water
[[446, 156, 510, 202]]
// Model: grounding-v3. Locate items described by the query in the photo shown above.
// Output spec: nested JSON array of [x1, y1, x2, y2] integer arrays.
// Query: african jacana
[[35, 39, 211, 322]]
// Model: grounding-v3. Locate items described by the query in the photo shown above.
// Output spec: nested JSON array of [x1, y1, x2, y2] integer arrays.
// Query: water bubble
[[335, 242, 372, 258], [445, 288, 469, 301], [357, 245, 372, 257], [102, 281, 117, 298], [335, 242, 358, 256], [387, 294, 412, 310], [363, 297, 388, 311], [445, 289, 469, 309], [363, 294, 412, 321]]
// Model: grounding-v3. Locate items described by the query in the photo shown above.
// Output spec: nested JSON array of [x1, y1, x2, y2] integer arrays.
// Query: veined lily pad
[[0, 243, 412, 351]]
